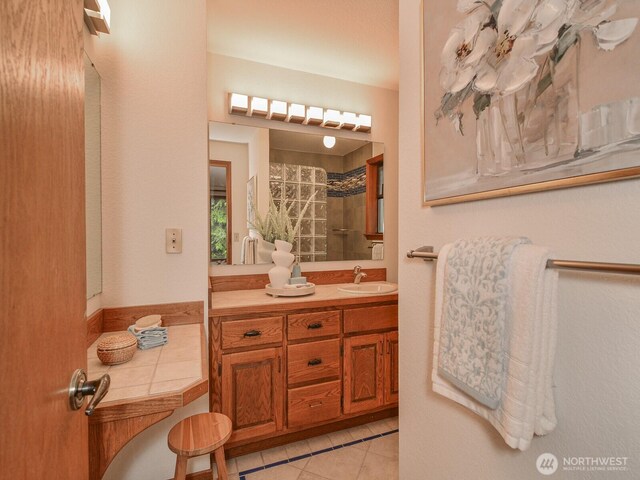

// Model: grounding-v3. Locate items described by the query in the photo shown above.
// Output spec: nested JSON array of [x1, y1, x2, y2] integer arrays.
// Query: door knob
[[68, 369, 111, 416]]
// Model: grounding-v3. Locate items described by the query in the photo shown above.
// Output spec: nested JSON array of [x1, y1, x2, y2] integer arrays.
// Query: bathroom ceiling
[[270, 129, 370, 156], [207, 0, 399, 91]]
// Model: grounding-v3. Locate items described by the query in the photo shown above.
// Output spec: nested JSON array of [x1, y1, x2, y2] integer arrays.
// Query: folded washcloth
[[437, 236, 530, 409], [128, 325, 168, 350], [432, 240, 558, 451]]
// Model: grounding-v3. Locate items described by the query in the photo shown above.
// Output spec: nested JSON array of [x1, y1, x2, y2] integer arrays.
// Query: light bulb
[[323, 136, 336, 149]]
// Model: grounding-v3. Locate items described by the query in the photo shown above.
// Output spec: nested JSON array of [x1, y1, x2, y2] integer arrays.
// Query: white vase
[[256, 238, 275, 264], [268, 240, 295, 288]]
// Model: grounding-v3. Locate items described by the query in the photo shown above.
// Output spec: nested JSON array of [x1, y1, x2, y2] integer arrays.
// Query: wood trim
[[210, 268, 387, 292], [224, 407, 397, 458], [103, 301, 204, 332], [210, 160, 232, 265], [89, 411, 173, 480], [384, 331, 399, 405], [210, 316, 222, 413], [343, 305, 398, 334], [364, 233, 384, 241], [87, 308, 104, 348], [365, 154, 384, 238]]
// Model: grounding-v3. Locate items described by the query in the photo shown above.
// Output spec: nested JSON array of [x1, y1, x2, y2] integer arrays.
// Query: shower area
[[269, 135, 374, 262]]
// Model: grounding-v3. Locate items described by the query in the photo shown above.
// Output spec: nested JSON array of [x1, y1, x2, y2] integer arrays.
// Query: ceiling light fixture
[[227, 93, 372, 134], [323, 136, 336, 149], [84, 0, 111, 35]]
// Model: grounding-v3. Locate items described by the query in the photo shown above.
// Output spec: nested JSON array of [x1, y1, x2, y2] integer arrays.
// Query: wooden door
[[0, 0, 88, 478], [384, 331, 399, 405], [343, 334, 384, 414], [221, 348, 284, 442]]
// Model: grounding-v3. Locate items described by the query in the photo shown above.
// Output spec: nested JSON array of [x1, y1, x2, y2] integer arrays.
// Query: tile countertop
[[210, 282, 399, 316], [87, 323, 207, 409]]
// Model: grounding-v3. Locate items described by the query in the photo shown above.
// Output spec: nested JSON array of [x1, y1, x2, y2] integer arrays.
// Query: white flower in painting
[[570, 0, 617, 26], [440, 7, 497, 93], [474, 0, 576, 95], [594, 17, 638, 50], [569, 0, 638, 51], [456, 0, 495, 13]]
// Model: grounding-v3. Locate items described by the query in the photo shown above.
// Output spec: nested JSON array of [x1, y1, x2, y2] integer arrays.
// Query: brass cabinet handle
[[307, 358, 323, 366], [243, 330, 262, 337], [307, 322, 323, 329]]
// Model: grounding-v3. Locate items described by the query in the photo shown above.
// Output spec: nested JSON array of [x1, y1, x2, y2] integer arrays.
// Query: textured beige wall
[[399, 0, 640, 478], [85, 1, 210, 478]]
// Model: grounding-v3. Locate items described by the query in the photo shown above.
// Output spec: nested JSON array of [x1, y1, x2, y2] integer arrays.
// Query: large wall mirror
[[209, 122, 384, 265], [85, 52, 102, 299]]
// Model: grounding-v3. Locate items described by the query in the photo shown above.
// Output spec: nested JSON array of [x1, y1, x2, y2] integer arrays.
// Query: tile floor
[[221, 416, 398, 480]]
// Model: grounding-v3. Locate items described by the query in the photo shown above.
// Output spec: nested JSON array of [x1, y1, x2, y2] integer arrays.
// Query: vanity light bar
[[227, 92, 372, 133]]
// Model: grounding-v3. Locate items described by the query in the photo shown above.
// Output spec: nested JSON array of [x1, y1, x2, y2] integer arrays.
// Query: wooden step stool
[[168, 412, 232, 480]]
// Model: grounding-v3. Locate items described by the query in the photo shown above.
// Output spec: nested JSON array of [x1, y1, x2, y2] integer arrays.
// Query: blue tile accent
[[242, 466, 265, 475], [343, 439, 364, 447], [237, 427, 398, 477], [264, 459, 289, 468], [312, 447, 334, 455], [288, 453, 312, 462]]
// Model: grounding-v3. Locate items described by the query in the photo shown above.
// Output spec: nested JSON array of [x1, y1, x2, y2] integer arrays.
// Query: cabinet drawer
[[288, 380, 341, 428], [222, 316, 283, 350], [343, 305, 397, 334], [288, 311, 340, 341], [287, 339, 340, 385]]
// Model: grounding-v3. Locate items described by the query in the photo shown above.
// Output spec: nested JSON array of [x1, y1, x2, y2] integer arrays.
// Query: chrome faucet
[[353, 265, 368, 284]]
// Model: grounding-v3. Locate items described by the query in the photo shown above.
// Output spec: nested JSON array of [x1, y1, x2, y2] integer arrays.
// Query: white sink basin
[[338, 282, 398, 295]]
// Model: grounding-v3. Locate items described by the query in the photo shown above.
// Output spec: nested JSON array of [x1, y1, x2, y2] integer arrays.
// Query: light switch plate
[[166, 228, 182, 253]]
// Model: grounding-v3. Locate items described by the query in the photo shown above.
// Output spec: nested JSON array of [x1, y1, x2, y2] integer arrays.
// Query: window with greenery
[[210, 196, 228, 262]]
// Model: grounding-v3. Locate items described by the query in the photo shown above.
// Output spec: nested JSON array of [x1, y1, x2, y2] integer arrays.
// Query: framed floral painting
[[423, 0, 640, 206]]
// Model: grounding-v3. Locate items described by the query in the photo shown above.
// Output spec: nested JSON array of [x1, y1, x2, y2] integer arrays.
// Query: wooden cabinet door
[[222, 347, 284, 442], [384, 331, 399, 405], [343, 334, 384, 414]]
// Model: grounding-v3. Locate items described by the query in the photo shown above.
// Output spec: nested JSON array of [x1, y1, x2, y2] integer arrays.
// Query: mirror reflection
[[209, 123, 384, 265], [85, 52, 102, 299]]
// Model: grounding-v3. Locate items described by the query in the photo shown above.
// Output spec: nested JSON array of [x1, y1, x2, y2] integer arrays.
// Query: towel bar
[[407, 246, 640, 276]]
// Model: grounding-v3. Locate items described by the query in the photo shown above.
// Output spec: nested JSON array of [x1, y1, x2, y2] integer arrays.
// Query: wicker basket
[[97, 333, 137, 365]]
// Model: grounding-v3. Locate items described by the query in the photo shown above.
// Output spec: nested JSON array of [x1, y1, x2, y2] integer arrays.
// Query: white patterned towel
[[432, 240, 559, 450], [437, 236, 530, 409]]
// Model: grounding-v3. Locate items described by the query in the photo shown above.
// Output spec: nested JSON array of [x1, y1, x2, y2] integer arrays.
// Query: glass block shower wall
[[269, 163, 328, 262]]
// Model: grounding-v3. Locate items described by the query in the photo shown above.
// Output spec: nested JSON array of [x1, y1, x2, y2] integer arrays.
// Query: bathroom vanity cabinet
[[209, 283, 398, 456]]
